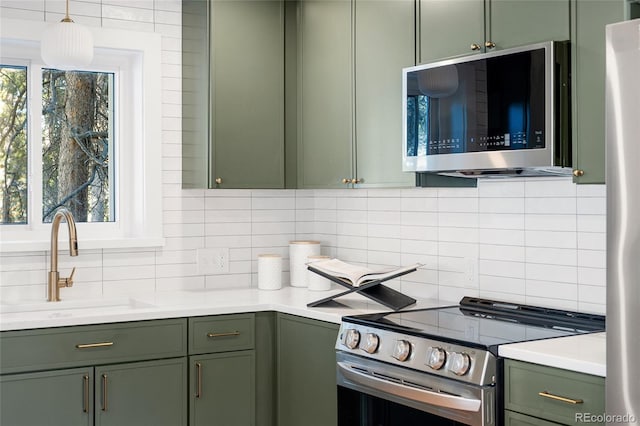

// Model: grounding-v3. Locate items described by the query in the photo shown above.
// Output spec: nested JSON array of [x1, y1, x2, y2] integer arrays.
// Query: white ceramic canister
[[289, 240, 320, 287], [258, 254, 282, 290], [307, 255, 332, 291]]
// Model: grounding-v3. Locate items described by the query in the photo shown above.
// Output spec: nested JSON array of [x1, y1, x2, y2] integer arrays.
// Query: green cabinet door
[[0, 367, 93, 426], [211, 0, 285, 188], [190, 351, 256, 426], [419, 0, 485, 62], [571, 0, 625, 183], [277, 314, 339, 426], [297, 0, 353, 188], [95, 358, 187, 426], [488, 0, 570, 50], [504, 410, 564, 426], [354, 0, 416, 187]]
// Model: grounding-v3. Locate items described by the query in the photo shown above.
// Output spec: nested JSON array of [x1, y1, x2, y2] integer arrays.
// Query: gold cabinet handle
[[485, 41, 496, 49], [353, 178, 362, 184], [76, 342, 114, 349], [573, 169, 585, 177], [101, 374, 108, 411], [538, 391, 583, 405], [207, 331, 240, 338], [83, 375, 90, 413], [341, 178, 352, 184], [215, 177, 223, 185], [195, 362, 203, 399], [470, 43, 481, 51]]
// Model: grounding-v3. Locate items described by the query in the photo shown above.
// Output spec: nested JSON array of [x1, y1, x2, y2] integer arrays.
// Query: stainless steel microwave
[[402, 41, 572, 177]]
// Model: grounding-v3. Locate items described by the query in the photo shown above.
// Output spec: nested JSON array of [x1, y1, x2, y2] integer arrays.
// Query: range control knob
[[449, 352, 471, 376], [392, 340, 412, 362], [426, 347, 447, 370], [343, 329, 360, 349], [361, 333, 380, 354]]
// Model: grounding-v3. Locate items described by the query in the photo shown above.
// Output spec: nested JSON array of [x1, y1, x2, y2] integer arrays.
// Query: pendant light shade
[[417, 65, 459, 98], [41, 1, 94, 70]]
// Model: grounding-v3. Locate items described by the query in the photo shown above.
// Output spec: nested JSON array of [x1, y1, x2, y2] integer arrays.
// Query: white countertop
[[0, 287, 443, 331], [499, 332, 606, 377], [0, 288, 606, 377]]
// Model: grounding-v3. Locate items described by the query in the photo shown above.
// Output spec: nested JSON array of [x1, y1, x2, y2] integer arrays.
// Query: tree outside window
[[0, 65, 114, 225]]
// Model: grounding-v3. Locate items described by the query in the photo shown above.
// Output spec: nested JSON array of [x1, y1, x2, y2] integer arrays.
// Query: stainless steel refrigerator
[[606, 18, 640, 424]]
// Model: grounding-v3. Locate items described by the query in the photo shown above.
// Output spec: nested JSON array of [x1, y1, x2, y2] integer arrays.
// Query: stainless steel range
[[336, 297, 605, 426]]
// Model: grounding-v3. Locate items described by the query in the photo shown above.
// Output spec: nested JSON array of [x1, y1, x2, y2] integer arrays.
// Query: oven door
[[337, 352, 495, 426]]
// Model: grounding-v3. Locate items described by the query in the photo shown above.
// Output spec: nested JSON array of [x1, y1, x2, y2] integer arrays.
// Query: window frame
[[0, 19, 163, 252]]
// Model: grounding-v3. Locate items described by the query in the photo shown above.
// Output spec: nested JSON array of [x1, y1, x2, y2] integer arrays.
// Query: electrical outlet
[[197, 248, 229, 275], [464, 257, 478, 288]]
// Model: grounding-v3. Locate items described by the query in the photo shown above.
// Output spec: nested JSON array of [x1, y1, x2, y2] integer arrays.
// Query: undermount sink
[[0, 298, 156, 315]]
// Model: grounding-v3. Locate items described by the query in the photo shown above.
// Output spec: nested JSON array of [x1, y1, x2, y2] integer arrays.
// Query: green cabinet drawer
[[189, 313, 255, 354], [505, 410, 564, 426], [504, 360, 604, 426], [0, 318, 188, 374]]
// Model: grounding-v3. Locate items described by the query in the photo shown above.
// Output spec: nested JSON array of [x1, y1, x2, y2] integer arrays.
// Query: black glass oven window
[[339, 386, 468, 426], [406, 48, 546, 156]]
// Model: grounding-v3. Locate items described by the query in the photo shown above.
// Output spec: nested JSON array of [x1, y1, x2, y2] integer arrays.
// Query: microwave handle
[[337, 362, 481, 412]]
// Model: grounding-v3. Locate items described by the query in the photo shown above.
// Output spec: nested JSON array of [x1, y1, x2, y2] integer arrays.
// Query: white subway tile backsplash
[[0, 7, 607, 315], [525, 178, 576, 197], [525, 197, 576, 215], [525, 230, 576, 249], [478, 213, 524, 230], [577, 197, 606, 215], [526, 263, 577, 284]]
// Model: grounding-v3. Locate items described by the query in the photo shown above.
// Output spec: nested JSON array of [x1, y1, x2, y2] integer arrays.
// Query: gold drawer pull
[[76, 342, 114, 349], [195, 362, 203, 399], [83, 375, 90, 413], [538, 391, 584, 404], [102, 374, 108, 411], [207, 331, 240, 338]]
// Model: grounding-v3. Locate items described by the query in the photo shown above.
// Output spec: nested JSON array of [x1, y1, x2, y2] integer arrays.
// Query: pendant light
[[41, 0, 94, 70]]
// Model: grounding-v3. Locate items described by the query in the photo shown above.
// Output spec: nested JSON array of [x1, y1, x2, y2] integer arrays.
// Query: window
[[1, 66, 115, 225], [0, 19, 163, 251]]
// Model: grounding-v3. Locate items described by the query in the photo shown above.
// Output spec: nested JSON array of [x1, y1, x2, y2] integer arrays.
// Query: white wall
[[0, 0, 607, 314]]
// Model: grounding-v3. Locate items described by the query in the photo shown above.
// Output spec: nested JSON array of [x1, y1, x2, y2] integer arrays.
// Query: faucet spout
[[48, 208, 79, 302]]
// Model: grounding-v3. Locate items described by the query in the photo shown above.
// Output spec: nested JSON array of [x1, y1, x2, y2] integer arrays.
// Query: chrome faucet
[[47, 208, 79, 302]]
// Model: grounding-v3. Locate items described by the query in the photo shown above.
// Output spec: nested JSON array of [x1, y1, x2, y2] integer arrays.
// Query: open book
[[307, 258, 422, 287]]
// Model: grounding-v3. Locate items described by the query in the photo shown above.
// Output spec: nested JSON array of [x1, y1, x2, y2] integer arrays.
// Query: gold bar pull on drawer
[[207, 331, 240, 338], [76, 342, 114, 349], [538, 391, 584, 404]]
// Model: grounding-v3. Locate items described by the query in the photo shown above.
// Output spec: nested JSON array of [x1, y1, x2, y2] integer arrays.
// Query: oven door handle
[[338, 362, 482, 412]]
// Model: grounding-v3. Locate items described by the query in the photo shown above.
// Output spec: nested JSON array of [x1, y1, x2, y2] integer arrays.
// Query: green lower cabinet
[[95, 358, 187, 426], [504, 360, 605, 426], [189, 351, 256, 426], [505, 410, 565, 426], [277, 313, 339, 426], [0, 367, 93, 426]]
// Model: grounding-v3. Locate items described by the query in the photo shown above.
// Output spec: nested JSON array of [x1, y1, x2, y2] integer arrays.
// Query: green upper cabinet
[[419, 0, 570, 63], [182, 0, 286, 189], [419, 0, 485, 62], [297, 0, 416, 188], [571, 0, 625, 184], [297, 0, 353, 188], [210, 0, 285, 188], [487, 0, 570, 50], [354, 0, 416, 188]]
